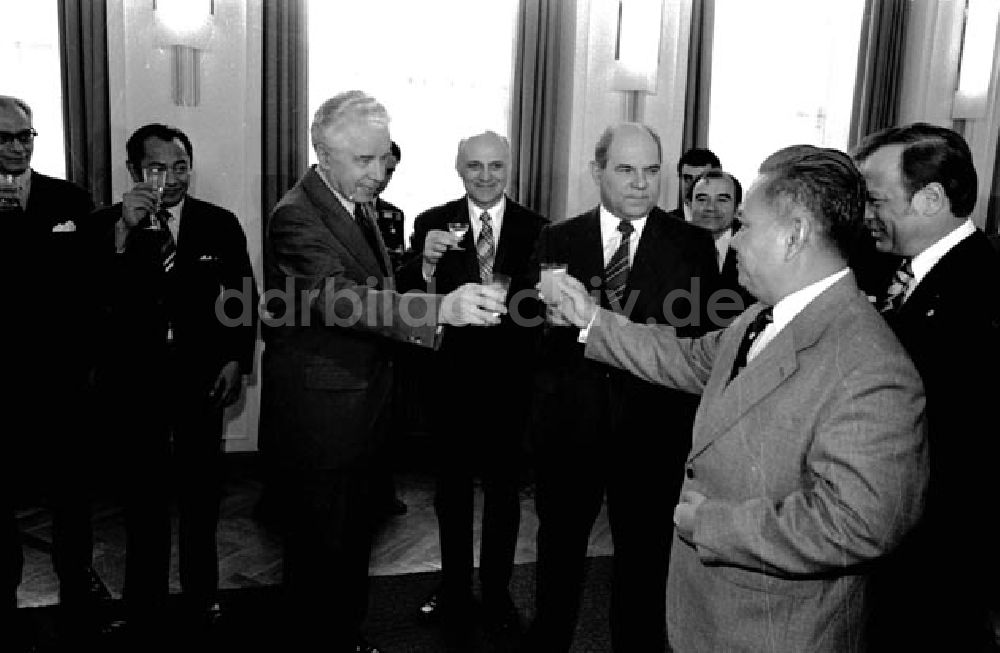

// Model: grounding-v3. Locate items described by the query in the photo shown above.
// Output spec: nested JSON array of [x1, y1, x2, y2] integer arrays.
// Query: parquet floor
[[15, 453, 613, 608]]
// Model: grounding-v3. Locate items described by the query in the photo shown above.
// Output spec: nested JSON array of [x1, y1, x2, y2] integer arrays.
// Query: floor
[[15, 453, 614, 608]]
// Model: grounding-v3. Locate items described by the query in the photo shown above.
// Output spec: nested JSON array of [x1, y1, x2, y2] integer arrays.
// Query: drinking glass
[[143, 166, 168, 229], [482, 272, 511, 322], [447, 221, 469, 250], [539, 262, 568, 304], [0, 173, 21, 211]]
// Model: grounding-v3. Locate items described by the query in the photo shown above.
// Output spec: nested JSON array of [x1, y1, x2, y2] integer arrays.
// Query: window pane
[[307, 0, 518, 240], [708, 0, 865, 191], [0, 0, 65, 179]]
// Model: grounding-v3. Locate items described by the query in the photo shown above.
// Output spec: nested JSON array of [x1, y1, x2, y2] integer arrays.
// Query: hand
[[439, 283, 506, 326], [421, 229, 458, 272], [209, 361, 242, 408], [673, 490, 707, 544], [538, 273, 597, 328], [122, 183, 160, 228]]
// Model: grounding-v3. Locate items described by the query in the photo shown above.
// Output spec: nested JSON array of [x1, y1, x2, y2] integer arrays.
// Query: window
[[0, 0, 65, 178], [708, 0, 865, 192], [307, 0, 519, 240]]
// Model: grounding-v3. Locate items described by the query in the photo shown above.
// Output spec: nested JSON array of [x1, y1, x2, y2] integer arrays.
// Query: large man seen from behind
[[854, 123, 1000, 652], [89, 123, 257, 645], [523, 123, 722, 652], [545, 145, 929, 652], [396, 131, 547, 642], [260, 91, 505, 653], [1, 94, 98, 648]]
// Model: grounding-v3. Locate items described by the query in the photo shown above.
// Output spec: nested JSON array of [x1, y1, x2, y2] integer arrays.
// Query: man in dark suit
[[854, 123, 1000, 652], [545, 144, 929, 653], [689, 170, 756, 322], [375, 140, 406, 271], [663, 147, 721, 223], [396, 131, 547, 639], [1, 95, 99, 647], [523, 123, 722, 652], [261, 91, 506, 653], [89, 123, 257, 643]]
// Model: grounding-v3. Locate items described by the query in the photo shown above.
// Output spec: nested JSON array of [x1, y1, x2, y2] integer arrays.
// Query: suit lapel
[[493, 199, 530, 276], [573, 208, 605, 291], [302, 168, 388, 286], [688, 276, 855, 461]]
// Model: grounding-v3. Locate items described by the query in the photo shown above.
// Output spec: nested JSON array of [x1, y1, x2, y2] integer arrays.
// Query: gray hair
[[594, 123, 662, 169], [310, 90, 389, 151], [455, 130, 511, 171], [0, 95, 32, 121]]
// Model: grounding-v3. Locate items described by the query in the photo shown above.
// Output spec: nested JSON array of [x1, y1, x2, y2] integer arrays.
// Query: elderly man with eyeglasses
[[2, 94, 100, 650]]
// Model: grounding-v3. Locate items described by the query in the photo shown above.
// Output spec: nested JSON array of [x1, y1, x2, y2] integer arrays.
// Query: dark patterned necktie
[[604, 220, 634, 311], [477, 210, 495, 282], [880, 258, 914, 314], [156, 209, 176, 273], [728, 307, 774, 384], [354, 202, 387, 275]]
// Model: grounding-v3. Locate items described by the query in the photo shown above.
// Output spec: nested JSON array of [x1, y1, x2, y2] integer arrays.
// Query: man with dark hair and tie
[[262, 91, 506, 653], [2, 94, 98, 649], [663, 146, 722, 223], [523, 123, 721, 652], [89, 123, 258, 646], [854, 123, 1000, 652], [543, 144, 929, 652], [397, 130, 547, 643], [689, 169, 756, 322]]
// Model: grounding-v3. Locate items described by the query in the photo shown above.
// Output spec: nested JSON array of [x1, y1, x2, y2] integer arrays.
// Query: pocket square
[[52, 221, 77, 232], [198, 254, 219, 262]]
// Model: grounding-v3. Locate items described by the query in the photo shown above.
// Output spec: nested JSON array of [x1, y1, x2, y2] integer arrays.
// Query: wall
[[555, 0, 693, 221], [107, 0, 264, 451]]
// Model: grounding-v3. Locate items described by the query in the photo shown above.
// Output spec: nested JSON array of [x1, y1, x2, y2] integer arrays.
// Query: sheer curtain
[[58, 0, 111, 208], [510, 0, 569, 220], [262, 0, 309, 225], [848, 0, 908, 148]]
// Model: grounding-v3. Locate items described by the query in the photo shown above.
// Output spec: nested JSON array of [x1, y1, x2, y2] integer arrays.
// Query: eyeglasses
[[0, 129, 38, 146]]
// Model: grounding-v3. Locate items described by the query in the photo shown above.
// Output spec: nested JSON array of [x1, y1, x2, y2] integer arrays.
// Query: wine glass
[[447, 221, 469, 250], [143, 166, 168, 230]]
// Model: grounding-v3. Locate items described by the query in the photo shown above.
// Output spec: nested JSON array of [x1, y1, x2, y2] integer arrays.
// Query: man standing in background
[[663, 147, 721, 222], [1, 95, 98, 649]]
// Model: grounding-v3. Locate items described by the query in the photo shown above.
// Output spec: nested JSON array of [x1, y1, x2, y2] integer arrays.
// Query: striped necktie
[[604, 220, 634, 311], [156, 209, 177, 273], [477, 210, 495, 282], [880, 258, 914, 314], [354, 202, 387, 275]]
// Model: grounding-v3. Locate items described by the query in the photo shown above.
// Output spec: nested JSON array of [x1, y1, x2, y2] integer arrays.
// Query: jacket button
[[686, 467, 694, 479]]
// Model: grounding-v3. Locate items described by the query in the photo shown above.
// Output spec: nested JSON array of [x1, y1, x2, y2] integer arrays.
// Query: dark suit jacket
[[397, 196, 548, 453], [261, 166, 443, 470], [374, 197, 405, 268], [663, 206, 685, 222], [89, 196, 257, 393], [882, 230, 1000, 537], [7, 172, 94, 486], [531, 206, 721, 471]]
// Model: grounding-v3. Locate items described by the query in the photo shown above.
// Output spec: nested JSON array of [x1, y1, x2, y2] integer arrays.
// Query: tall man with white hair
[[397, 131, 547, 642], [261, 91, 506, 653]]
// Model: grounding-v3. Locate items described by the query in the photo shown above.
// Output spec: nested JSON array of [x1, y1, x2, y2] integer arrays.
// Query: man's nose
[[631, 171, 649, 188]]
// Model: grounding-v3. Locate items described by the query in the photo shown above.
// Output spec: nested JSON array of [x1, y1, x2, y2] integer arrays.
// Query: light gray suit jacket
[[586, 272, 928, 652]]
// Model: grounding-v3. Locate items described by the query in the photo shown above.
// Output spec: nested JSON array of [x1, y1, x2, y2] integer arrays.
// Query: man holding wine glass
[[397, 130, 548, 645], [261, 92, 507, 653], [88, 123, 258, 646]]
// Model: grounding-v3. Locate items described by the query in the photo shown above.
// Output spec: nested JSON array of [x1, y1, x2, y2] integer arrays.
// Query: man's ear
[[911, 182, 946, 216], [784, 213, 811, 260], [589, 160, 601, 186], [126, 162, 141, 184]]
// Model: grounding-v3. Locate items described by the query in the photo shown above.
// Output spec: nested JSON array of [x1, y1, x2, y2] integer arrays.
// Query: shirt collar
[[468, 195, 505, 223], [714, 227, 734, 270], [770, 267, 850, 334], [598, 204, 647, 241], [315, 166, 356, 215], [909, 219, 975, 292]]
